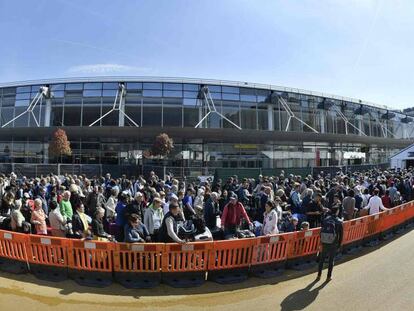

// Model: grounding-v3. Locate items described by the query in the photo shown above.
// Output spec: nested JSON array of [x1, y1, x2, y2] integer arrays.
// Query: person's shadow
[[280, 279, 329, 311]]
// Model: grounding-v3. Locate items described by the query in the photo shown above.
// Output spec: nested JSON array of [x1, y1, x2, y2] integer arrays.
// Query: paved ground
[[0, 229, 413, 311]]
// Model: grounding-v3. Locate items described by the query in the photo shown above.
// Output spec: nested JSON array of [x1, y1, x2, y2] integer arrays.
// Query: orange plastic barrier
[[162, 242, 213, 287], [113, 242, 163, 288], [67, 239, 115, 287], [397, 203, 411, 226], [341, 217, 368, 246], [26, 235, 69, 281], [0, 231, 29, 274], [380, 208, 399, 234], [250, 232, 292, 278], [208, 238, 255, 270], [364, 212, 382, 239], [27, 235, 69, 268], [208, 238, 256, 284], [68, 239, 114, 271], [163, 242, 213, 273], [114, 243, 163, 272], [252, 233, 291, 265], [0, 199, 412, 287], [408, 202, 414, 219], [404, 201, 414, 221], [287, 228, 321, 259]]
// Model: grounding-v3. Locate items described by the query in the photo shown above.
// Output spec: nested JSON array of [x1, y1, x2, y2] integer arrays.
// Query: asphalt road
[[0, 229, 413, 311]]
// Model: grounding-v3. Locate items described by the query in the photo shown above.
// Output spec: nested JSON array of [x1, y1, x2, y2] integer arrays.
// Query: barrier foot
[[287, 256, 317, 271], [364, 239, 380, 247], [68, 269, 112, 288], [162, 271, 206, 288], [115, 272, 161, 289], [0, 257, 28, 274], [250, 262, 285, 279], [405, 221, 414, 229], [394, 226, 405, 235], [381, 231, 394, 241], [342, 245, 363, 255], [30, 264, 68, 282], [208, 268, 249, 284]]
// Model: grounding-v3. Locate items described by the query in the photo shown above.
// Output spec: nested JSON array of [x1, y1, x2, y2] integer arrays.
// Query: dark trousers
[[151, 229, 159, 242], [318, 243, 337, 277]]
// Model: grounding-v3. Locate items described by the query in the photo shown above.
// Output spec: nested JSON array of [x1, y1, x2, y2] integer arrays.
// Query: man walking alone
[[317, 205, 343, 282]]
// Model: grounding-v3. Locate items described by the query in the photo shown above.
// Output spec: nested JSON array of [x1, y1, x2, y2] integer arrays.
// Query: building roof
[[390, 143, 414, 159], [0, 76, 391, 111]]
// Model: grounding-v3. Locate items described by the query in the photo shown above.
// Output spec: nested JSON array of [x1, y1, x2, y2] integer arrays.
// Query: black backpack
[[320, 216, 337, 244]]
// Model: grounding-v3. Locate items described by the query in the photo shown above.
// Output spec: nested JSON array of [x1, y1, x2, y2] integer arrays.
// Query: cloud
[[67, 63, 151, 74]]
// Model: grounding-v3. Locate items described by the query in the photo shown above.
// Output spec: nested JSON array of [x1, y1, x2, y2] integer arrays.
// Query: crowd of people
[[0, 167, 412, 244]]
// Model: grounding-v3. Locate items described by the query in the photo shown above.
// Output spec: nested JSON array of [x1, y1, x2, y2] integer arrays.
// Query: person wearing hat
[[220, 193, 252, 239], [317, 204, 343, 282]]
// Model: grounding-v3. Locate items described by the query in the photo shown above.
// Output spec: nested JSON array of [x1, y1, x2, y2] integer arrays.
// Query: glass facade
[[0, 79, 411, 167]]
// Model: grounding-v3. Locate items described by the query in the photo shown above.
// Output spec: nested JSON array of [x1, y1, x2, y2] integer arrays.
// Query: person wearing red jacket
[[220, 193, 252, 238], [381, 190, 393, 209]]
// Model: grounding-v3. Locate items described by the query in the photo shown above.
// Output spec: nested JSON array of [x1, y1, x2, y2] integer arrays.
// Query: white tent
[[390, 143, 414, 169]]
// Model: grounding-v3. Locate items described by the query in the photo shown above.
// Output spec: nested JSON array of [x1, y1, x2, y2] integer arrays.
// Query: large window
[[82, 97, 101, 126], [240, 104, 257, 130], [101, 97, 118, 126], [64, 97, 82, 126], [222, 101, 240, 128], [142, 98, 162, 127], [163, 98, 182, 127], [125, 96, 142, 126], [50, 98, 64, 126], [257, 106, 268, 130], [13, 107, 29, 127]]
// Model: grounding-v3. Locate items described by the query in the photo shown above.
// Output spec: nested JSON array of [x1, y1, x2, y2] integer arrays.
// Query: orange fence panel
[[0, 231, 28, 262], [380, 208, 399, 234], [287, 228, 321, 259], [68, 239, 114, 271], [342, 217, 368, 246], [208, 238, 255, 270], [162, 242, 213, 287], [26, 235, 69, 281], [114, 243, 163, 272], [0, 230, 29, 274], [113, 242, 163, 288], [163, 242, 213, 273], [286, 228, 320, 270], [208, 238, 256, 284], [407, 201, 414, 219], [250, 233, 292, 278], [364, 212, 382, 238], [67, 239, 114, 287], [27, 235, 68, 267], [252, 233, 291, 266]]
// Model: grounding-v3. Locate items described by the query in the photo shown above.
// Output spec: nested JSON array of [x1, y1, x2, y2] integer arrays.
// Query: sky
[[0, 0, 413, 110]]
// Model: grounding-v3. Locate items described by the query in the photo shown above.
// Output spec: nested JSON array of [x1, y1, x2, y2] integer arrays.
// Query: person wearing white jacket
[[262, 200, 279, 235], [364, 188, 388, 215]]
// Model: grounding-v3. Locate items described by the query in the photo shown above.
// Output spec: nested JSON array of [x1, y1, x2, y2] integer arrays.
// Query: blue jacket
[[124, 223, 149, 243], [115, 202, 127, 227]]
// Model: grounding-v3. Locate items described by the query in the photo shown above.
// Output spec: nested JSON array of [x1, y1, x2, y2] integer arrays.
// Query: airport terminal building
[[0, 77, 412, 176]]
